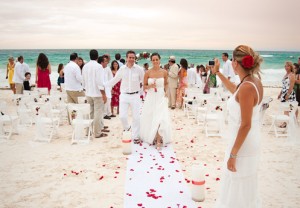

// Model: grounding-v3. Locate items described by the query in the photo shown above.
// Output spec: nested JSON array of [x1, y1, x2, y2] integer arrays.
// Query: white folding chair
[[17, 95, 34, 127], [35, 87, 48, 97], [203, 101, 226, 137], [35, 102, 59, 142], [67, 104, 93, 144], [183, 87, 203, 119], [259, 97, 273, 127], [0, 101, 19, 139], [268, 101, 298, 138]]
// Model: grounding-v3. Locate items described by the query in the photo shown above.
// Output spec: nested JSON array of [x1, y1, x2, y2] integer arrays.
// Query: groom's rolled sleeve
[[105, 68, 123, 88]]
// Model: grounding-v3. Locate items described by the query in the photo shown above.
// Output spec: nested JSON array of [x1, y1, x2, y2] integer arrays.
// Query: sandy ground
[[0, 87, 299, 208]]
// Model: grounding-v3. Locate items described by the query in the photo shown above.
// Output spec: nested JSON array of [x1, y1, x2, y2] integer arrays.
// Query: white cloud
[[0, 0, 299, 50]]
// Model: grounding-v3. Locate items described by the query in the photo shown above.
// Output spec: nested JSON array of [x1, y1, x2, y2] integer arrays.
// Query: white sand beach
[[0, 87, 299, 208]]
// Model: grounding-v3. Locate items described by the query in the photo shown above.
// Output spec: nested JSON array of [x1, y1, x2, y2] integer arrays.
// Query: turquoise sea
[[0, 49, 299, 88]]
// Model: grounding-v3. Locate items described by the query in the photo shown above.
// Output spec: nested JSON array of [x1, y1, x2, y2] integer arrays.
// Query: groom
[[106, 50, 144, 143]]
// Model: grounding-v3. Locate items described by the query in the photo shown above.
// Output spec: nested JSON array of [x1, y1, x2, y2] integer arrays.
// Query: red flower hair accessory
[[241, 55, 254, 69]]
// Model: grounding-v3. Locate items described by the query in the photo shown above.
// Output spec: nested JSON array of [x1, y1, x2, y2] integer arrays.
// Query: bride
[[140, 52, 172, 150]]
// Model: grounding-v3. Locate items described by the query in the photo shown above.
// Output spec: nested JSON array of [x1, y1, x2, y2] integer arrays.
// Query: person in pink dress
[[110, 60, 121, 116], [36, 53, 52, 94], [176, 58, 188, 108]]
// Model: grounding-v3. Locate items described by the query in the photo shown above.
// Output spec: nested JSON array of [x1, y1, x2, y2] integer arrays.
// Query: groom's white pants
[[119, 93, 141, 139]]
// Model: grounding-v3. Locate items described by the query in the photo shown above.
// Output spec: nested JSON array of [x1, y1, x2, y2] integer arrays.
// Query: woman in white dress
[[140, 53, 172, 150], [213, 45, 263, 208]]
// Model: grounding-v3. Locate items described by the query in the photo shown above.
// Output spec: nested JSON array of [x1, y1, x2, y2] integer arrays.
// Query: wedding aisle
[[124, 142, 197, 208]]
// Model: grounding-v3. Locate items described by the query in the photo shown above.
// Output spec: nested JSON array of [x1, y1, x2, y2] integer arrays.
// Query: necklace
[[237, 74, 251, 89]]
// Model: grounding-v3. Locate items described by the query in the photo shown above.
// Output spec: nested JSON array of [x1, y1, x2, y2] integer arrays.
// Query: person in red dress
[[36, 53, 52, 95], [110, 60, 121, 115]]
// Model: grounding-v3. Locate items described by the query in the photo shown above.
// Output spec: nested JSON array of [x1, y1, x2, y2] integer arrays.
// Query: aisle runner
[[124, 142, 197, 208]]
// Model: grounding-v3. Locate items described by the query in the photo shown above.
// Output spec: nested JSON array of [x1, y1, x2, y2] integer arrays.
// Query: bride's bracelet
[[229, 153, 237, 159]]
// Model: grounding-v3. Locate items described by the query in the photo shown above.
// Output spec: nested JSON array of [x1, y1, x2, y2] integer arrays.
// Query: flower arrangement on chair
[[136, 52, 151, 61], [215, 105, 223, 111]]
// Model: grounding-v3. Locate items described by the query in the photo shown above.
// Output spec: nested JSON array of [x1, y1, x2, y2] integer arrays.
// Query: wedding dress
[[215, 81, 262, 208], [140, 78, 172, 145]]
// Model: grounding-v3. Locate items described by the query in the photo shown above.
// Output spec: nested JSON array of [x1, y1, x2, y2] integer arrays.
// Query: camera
[[209, 60, 215, 66]]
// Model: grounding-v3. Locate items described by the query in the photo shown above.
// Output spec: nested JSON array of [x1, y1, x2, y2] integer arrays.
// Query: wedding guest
[[277, 61, 296, 102], [78, 57, 85, 72], [143, 63, 149, 72], [23, 72, 35, 91], [140, 63, 149, 101], [13, 56, 30, 94], [277, 61, 296, 127], [36, 53, 51, 95], [110, 60, 121, 116], [115, 53, 124, 67], [294, 63, 300, 107], [187, 64, 197, 87], [163, 64, 169, 71], [82, 49, 108, 138], [167, 56, 179, 109], [6, 57, 15, 94], [57, 63, 64, 91], [64, 53, 84, 103], [213, 45, 263, 207], [176, 58, 188, 108], [199, 64, 207, 84], [205, 64, 217, 89], [195, 65, 202, 87], [222, 52, 236, 83], [106, 50, 144, 143], [120, 58, 125, 65], [98, 55, 113, 120]]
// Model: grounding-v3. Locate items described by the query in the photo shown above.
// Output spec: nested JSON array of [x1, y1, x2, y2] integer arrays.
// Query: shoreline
[[0, 85, 283, 91]]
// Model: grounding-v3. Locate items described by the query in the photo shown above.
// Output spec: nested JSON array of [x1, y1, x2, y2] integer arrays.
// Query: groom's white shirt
[[106, 63, 144, 93]]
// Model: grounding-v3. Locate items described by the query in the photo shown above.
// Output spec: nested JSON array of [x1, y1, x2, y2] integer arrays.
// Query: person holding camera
[[213, 45, 263, 207]]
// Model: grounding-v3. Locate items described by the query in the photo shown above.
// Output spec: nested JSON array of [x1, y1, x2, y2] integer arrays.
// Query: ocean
[[0, 49, 299, 88]]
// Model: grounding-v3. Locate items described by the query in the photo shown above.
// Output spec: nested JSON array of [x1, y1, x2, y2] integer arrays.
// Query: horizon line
[[0, 48, 300, 53]]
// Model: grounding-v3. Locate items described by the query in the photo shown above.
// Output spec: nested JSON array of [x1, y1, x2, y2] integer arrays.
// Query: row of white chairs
[[183, 87, 229, 137]]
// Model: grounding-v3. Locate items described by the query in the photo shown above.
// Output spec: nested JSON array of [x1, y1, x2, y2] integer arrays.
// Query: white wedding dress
[[140, 78, 172, 145], [215, 81, 261, 208]]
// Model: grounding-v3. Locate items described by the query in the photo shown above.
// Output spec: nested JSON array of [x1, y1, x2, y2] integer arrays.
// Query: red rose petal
[[99, 176, 104, 180], [137, 203, 142, 206], [216, 177, 220, 181]]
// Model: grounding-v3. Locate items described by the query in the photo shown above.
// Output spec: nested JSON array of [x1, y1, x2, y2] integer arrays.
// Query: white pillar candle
[[122, 131, 132, 155], [191, 164, 205, 202]]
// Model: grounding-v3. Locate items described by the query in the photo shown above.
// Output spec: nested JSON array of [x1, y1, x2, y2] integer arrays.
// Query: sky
[[0, 0, 299, 51]]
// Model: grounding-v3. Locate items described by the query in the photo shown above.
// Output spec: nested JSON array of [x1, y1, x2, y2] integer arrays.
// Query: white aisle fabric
[[124, 142, 197, 208]]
